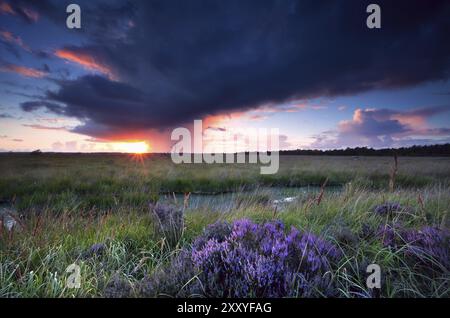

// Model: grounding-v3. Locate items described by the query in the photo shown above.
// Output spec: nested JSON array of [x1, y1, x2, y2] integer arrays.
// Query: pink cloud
[[0, 1, 14, 15], [22, 7, 39, 22], [0, 63, 46, 78], [0, 29, 31, 52], [22, 124, 68, 131], [55, 49, 116, 79], [311, 106, 450, 149], [0, 1, 39, 22]]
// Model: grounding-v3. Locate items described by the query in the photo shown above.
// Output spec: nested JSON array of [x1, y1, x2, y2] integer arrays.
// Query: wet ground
[[159, 186, 342, 212], [0, 202, 18, 231]]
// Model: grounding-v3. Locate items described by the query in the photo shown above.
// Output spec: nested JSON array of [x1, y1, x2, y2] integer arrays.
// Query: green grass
[[0, 154, 449, 297]]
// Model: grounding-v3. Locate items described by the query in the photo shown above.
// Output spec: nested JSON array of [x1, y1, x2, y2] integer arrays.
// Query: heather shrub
[[103, 275, 133, 298], [138, 219, 341, 298], [192, 220, 232, 250], [333, 226, 358, 247], [377, 224, 450, 272], [137, 250, 202, 297], [372, 202, 406, 215], [150, 203, 184, 247], [358, 223, 377, 240], [191, 219, 341, 297], [82, 242, 106, 259]]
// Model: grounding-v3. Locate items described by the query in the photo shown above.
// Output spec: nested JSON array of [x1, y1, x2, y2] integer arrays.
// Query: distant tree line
[[17, 143, 450, 157], [279, 143, 450, 156]]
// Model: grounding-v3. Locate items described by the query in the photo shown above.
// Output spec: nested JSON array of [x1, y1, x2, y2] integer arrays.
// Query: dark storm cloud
[[19, 0, 450, 139], [3, 0, 137, 42], [20, 100, 66, 115]]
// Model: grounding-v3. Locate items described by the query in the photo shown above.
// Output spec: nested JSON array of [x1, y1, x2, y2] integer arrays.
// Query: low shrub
[[103, 275, 133, 298], [142, 219, 342, 298], [372, 202, 406, 215], [150, 203, 184, 247], [137, 250, 202, 297], [377, 224, 449, 272]]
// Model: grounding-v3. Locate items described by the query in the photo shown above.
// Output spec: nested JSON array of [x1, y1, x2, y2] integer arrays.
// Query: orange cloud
[[248, 114, 269, 121], [55, 49, 115, 79], [203, 111, 248, 128], [0, 64, 46, 78], [391, 113, 426, 127], [0, 2, 38, 22], [0, 29, 31, 52], [202, 102, 328, 128], [352, 108, 365, 123], [0, 1, 14, 15]]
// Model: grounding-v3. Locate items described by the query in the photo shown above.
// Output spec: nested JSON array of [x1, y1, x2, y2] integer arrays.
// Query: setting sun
[[115, 141, 150, 154]]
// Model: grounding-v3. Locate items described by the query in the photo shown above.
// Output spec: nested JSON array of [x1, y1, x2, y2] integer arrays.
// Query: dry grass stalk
[[316, 177, 329, 205], [32, 213, 43, 237], [183, 192, 191, 210], [389, 153, 398, 192], [303, 194, 315, 212], [272, 205, 278, 219], [417, 193, 425, 210], [417, 192, 427, 219]]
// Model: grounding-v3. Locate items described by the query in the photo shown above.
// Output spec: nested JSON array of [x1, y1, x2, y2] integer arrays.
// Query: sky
[[0, 0, 449, 153]]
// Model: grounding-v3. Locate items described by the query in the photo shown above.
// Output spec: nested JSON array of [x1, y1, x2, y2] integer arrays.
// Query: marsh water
[[159, 186, 342, 212]]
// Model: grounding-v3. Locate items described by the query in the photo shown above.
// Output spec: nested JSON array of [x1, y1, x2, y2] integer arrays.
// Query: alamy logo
[[366, 4, 381, 29], [66, 263, 81, 289], [171, 120, 280, 174], [366, 263, 381, 289], [66, 4, 81, 29]]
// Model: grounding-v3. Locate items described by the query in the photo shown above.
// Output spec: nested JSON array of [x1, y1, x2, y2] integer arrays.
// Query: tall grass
[[0, 154, 449, 297], [1, 184, 448, 297]]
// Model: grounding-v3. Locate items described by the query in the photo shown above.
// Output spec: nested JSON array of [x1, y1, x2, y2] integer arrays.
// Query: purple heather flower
[[372, 202, 405, 215], [191, 219, 341, 297], [150, 203, 184, 246], [377, 224, 449, 271]]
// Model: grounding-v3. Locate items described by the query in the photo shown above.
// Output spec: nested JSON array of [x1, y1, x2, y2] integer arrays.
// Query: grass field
[[0, 153, 449, 297]]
